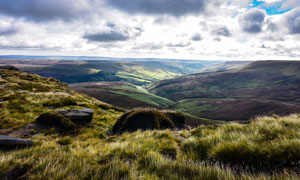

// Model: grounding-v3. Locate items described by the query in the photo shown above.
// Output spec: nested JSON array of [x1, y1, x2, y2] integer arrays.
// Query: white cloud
[[0, 0, 299, 60]]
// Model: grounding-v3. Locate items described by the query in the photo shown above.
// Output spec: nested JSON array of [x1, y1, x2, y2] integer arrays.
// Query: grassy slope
[[1, 69, 300, 179], [0, 68, 123, 132], [149, 61, 300, 121], [69, 82, 174, 109]]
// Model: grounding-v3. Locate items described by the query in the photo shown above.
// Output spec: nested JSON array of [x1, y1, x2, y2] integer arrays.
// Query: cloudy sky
[[0, 0, 300, 60]]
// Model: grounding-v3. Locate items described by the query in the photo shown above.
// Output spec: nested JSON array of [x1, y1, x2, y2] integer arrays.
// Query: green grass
[[2, 116, 300, 179], [0, 68, 123, 131], [183, 114, 300, 166]]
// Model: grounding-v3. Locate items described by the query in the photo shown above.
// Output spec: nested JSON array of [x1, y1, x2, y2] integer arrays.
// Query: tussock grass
[[183, 114, 300, 168]]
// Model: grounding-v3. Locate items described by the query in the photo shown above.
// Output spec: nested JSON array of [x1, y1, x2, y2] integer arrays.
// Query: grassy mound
[[36, 112, 77, 132], [112, 109, 176, 134]]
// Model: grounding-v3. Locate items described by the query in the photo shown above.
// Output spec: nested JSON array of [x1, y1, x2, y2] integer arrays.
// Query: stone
[[0, 65, 19, 71], [58, 108, 94, 124], [0, 135, 33, 149], [54, 92, 70, 96]]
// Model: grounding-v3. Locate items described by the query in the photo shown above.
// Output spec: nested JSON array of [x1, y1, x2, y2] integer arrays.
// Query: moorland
[[1, 57, 300, 179]]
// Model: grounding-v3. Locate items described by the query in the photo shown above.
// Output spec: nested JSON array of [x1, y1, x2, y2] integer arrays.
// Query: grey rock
[[45, 106, 56, 109], [0, 65, 19, 71], [102, 109, 108, 114], [54, 92, 70, 96], [58, 108, 94, 124], [0, 135, 33, 149], [172, 133, 186, 142]]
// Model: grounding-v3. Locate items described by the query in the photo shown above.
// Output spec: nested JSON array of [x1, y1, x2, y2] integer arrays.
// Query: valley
[[1, 65, 300, 179]]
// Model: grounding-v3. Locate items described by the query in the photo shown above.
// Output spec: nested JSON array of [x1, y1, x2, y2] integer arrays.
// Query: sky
[[0, 0, 300, 60]]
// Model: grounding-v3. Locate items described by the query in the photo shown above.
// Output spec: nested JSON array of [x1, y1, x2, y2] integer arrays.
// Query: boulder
[[0, 135, 33, 149], [58, 108, 94, 124], [112, 109, 176, 134], [0, 65, 19, 71], [36, 112, 77, 132]]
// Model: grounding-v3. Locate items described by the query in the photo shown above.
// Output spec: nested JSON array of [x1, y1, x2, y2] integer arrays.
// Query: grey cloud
[[212, 26, 231, 37], [267, 22, 278, 32], [132, 43, 164, 50], [0, 26, 18, 36], [213, 37, 221, 41], [239, 8, 266, 34], [107, 0, 221, 17], [83, 31, 129, 42], [0, 0, 88, 22], [285, 8, 300, 34], [191, 33, 202, 41], [167, 41, 191, 47]]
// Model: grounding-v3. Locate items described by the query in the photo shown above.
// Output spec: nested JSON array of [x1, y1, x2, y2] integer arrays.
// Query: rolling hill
[[149, 61, 300, 121], [0, 59, 224, 85]]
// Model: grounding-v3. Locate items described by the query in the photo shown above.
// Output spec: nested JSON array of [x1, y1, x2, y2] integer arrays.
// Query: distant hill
[[149, 61, 300, 121], [0, 59, 228, 85], [242, 60, 300, 75], [198, 61, 252, 73]]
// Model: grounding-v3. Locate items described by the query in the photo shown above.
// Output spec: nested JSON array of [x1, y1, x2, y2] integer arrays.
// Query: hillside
[[0, 66, 123, 134], [149, 61, 300, 121], [69, 82, 174, 109], [2, 66, 300, 179], [0, 59, 222, 85]]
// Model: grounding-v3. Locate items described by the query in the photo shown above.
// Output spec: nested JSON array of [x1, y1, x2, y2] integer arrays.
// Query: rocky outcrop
[[0, 135, 33, 149], [35, 108, 94, 133], [58, 108, 94, 124]]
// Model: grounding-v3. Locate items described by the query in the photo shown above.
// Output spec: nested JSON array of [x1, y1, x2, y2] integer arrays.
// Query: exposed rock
[[58, 108, 94, 124], [0, 65, 19, 71], [0, 135, 33, 149], [54, 92, 70, 96], [112, 109, 179, 134], [102, 109, 108, 114]]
